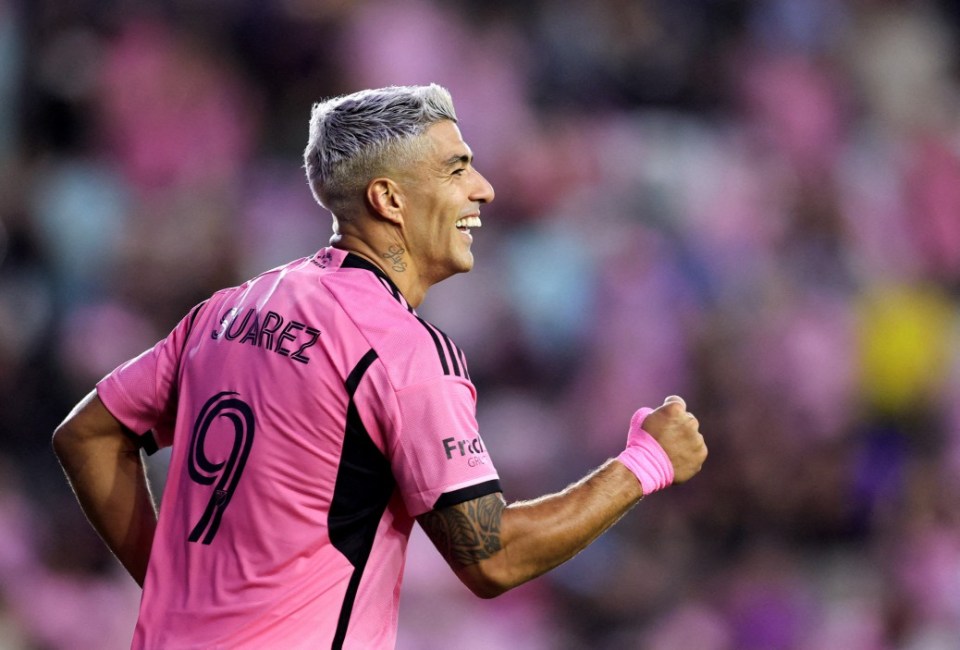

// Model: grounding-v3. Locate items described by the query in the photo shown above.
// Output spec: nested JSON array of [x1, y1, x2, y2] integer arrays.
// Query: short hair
[[303, 84, 458, 215]]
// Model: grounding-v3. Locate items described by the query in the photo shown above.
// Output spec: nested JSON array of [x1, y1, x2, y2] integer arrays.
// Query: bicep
[[54, 390, 137, 457]]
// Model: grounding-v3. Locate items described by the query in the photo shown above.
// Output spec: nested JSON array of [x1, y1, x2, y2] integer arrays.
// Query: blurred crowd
[[1, 0, 960, 648]]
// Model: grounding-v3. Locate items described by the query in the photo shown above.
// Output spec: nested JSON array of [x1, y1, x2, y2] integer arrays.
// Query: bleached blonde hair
[[303, 84, 458, 217]]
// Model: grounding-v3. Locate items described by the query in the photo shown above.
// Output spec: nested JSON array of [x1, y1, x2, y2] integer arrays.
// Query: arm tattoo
[[418, 493, 506, 568], [381, 245, 407, 272]]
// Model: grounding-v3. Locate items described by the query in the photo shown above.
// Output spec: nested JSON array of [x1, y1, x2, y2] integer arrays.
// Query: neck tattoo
[[381, 245, 407, 272]]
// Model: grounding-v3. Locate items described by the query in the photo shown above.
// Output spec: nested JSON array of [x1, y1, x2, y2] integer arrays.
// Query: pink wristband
[[616, 407, 675, 496]]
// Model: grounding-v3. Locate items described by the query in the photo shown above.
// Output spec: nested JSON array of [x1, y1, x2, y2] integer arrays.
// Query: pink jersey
[[96, 247, 500, 649]]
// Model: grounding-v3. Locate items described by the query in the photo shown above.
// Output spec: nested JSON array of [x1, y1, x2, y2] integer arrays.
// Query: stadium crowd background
[[1, 0, 959, 648]]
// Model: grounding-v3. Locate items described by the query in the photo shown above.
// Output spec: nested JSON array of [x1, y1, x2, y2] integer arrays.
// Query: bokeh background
[[2, 0, 960, 648]]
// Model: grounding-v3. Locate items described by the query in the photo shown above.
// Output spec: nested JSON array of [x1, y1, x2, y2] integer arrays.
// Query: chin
[[441, 259, 473, 281], [457, 253, 475, 273]]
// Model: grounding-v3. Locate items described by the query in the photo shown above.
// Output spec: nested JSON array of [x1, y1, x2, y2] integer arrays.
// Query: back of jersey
[[125, 250, 409, 649], [97, 247, 500, 649]]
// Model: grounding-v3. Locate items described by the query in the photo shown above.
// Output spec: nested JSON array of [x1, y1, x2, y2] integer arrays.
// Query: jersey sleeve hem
[[96, 376, 162, 455], [432, 478, 503, 510]]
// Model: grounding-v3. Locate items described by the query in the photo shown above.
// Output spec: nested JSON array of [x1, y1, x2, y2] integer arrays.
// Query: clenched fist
[[638, 396, 707, 484], [616, 395, 707, 495]]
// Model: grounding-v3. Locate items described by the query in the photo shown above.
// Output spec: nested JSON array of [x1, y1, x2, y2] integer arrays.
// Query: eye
[[452, 167, 467, 176]]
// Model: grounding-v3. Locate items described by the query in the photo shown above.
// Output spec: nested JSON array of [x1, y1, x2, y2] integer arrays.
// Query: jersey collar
[[341, 252, 408, 304]]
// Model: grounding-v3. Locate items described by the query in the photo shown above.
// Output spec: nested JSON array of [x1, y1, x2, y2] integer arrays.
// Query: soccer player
[[53, 84, 707, 649]]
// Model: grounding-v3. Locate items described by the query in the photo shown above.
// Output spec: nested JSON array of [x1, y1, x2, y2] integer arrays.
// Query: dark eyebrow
[[443, 153, 472, 169]]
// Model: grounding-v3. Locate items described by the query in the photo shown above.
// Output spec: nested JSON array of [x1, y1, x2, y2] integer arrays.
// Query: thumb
[[662, 395, 687, 411]]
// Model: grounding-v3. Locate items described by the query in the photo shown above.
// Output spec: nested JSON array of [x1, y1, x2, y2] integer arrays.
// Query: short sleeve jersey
[[96, 248, 501, 649]]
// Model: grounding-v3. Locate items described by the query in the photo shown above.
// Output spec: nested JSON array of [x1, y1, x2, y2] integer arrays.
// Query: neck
[[330, 232, 429, 308]]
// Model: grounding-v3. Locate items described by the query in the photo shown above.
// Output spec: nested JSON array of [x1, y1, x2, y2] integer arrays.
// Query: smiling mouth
[[455, 216, 482, 233]]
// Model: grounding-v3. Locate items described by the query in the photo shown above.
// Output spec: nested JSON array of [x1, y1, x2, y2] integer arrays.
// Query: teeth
[[455, 216, 482, 229]]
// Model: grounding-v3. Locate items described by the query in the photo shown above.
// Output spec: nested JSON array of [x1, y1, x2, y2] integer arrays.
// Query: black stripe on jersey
[[380, 277, 415, 313], [455, 346, 470, 381], [378, 276, 398, 300], [437, 327, 462, 377], [124, 428, 160, 456], [415, 319, 470, 379], [341, 252, 468, 378], [342, 252, 415, 312], [415, 316, 451, 376], [126, 299, 209, 457], [140, 431, 160, 455], [342, 253, 399, 296], [180, 299, 210, 352], [185, 300, 208, 333], [344, 348, 378, 396], [177, 299, 209, 360], [329, 348, 394, 650], [433, 479, 503, 510], [341, 251, 390, 278]]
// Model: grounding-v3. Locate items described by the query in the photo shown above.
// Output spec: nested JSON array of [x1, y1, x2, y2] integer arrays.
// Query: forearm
[[422, 459, 643, 598], [496, 459, 642, 587], [53, 393, 157, 586], [419, 397, 707, 598]]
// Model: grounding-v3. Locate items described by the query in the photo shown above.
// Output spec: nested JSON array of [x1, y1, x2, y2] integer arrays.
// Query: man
[[53, 84, 707, 649]]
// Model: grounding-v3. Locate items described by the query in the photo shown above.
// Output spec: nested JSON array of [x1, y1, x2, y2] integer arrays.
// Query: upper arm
[[387, 375, 500, 516], [53, 390, 138, 459], [53, 389, 158, 587], [417, 492, 508, 598]]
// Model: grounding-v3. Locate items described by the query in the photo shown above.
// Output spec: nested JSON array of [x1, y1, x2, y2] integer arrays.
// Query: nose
[[471, 168, 495, 204]]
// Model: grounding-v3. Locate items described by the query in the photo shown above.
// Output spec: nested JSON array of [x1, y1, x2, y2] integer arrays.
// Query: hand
[[638, 395, 707, 484]]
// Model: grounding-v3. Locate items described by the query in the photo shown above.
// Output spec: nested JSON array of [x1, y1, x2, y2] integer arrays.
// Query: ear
[[366, 178, 405, 226]]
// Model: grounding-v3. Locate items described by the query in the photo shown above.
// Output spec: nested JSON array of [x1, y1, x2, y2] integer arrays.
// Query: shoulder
[[396, 315, 471, 384], [329, 287, 471, 389], [306, 248, 472, 387]]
